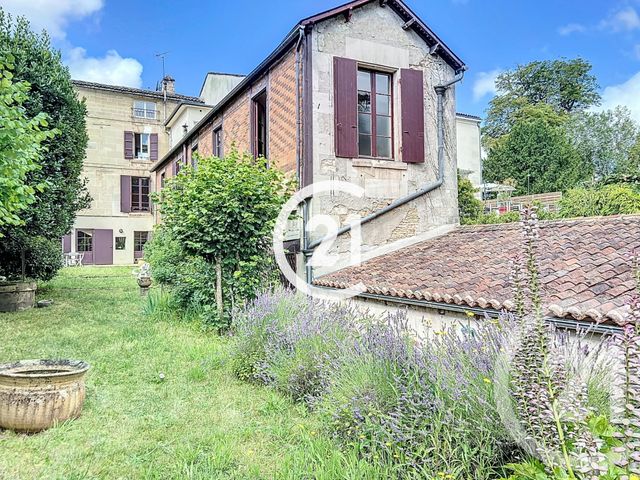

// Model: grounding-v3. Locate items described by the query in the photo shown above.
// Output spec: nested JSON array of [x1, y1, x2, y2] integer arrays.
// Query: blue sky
[[2, 0, 640, 120]]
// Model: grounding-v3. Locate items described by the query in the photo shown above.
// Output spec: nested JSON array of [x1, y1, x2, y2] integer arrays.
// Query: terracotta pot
[[0, 359, 90, 433], [137, 277, 152, 288], [0, 281, 36, 312]]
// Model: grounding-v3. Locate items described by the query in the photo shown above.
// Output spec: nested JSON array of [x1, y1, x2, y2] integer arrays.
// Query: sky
[[2, 0, 640, 121]]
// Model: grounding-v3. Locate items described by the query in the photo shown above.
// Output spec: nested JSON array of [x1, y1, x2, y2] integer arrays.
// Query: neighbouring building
[[151, 0, 467, 276], [66, 78, 203, 265], [456, 112, 482, 188]]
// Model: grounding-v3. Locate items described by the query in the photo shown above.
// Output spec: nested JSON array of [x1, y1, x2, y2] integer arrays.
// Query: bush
[[458, 171, 483, 224], [559, 183, 640, 218], [230, 290, 520, 478], [0, 235, 61, 281]]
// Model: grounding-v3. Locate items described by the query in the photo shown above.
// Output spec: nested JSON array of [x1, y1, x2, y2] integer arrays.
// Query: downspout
[[303, 67, 466, 264]]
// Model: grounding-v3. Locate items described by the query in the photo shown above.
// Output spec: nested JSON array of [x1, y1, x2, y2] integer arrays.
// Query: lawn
[[0, 267, 377, 480]]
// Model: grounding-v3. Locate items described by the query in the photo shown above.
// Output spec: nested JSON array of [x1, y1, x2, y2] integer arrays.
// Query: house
[[150, 0, 467, 277], [456, 112, 482, 188], [315, 215, 640, 333], [65, 78, 203, 265]]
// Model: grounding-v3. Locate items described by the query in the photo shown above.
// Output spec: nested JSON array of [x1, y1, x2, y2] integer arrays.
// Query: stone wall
[[309, 3, 460, 273]]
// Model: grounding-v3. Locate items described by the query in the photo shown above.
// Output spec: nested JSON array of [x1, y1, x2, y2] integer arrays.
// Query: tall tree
[[0, 53, 55, 231], [483, 106, 588, 195], [0, 11, 90, 280], [566, 106, 639, 180], [483, 58, 600, 142]]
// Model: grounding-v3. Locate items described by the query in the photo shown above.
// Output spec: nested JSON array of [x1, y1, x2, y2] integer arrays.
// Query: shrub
[[0, 235, 61, 281], [559, 183, 640, 218], [458, 171, 483, 224]]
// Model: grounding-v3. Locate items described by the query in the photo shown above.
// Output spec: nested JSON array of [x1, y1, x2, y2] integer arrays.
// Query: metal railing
[[132, 108, 158, 120]]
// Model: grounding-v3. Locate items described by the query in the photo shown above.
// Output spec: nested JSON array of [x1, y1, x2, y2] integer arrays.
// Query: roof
[[456, 112, 481, 121], [164, 101, 214, 127], [72, 80, 203, 103], [151, 0, 466, 172], [315, 215, 640, 326]]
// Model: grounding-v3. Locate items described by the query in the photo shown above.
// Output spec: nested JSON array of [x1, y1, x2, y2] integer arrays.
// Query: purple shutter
[[400, 69, 425, 163], [120, 175, 131, 213], [124, 131, 134, 159], [62, 234, 71, 253], [93, 229, 113, 265], [150, 133, 158, 161], [333, 57, 358, 158]]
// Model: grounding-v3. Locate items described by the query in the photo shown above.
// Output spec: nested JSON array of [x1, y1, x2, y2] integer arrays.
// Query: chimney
[[162, 75, 175, 95]]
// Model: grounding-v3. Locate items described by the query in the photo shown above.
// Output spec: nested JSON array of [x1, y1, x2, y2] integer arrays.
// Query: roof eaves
[[71, 79, 203, 103], [164, 101, 214, 127]]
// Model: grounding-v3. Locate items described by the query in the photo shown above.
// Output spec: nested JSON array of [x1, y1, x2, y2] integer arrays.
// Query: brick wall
[[268, 50, 297, 174], [223, 93, 251, 154]]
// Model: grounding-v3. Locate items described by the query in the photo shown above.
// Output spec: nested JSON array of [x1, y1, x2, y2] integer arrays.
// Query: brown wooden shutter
[[120, 175, 131, 213], [150, 133, 158, 161], [400, 69, 425, 163], [124, 131, 134, 159], [333, 57, 358, 158]]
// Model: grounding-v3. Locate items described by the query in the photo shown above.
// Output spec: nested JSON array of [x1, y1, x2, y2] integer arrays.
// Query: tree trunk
[[215, 257, 223, 319]]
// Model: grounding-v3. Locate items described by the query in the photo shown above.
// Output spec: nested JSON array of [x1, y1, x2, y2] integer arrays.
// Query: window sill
[[128, 211, 152, 216], [352, 158, 407, 170]]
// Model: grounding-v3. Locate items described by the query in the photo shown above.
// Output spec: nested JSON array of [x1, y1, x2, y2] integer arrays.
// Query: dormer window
[[133, 101, 157, 119]]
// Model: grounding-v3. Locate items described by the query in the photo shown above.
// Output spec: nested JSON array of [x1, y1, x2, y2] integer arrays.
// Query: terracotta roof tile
[[314, 215, 640, 326]]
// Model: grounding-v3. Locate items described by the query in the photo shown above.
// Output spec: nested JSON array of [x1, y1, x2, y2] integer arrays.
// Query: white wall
[[456, 115, 482, 187], [167, 105, 212, 147], [200, 73, 244, 106]]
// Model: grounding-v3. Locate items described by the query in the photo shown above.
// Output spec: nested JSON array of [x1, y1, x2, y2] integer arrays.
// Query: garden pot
[[137, 277, 152, 288], [0, 281, 37, 312], [0, 359, 90, 433]]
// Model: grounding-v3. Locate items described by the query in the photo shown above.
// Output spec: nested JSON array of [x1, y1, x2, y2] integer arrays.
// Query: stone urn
[[137, 276, 152, 288], [0, 359, 90, 433], [0, 281, 37, 312]]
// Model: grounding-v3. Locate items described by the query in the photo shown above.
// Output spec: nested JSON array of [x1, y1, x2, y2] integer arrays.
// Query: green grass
[[0, 267, 386, 480]]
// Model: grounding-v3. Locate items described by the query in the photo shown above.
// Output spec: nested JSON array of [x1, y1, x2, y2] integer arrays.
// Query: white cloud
[[599, 6, 640, 32], [66, 47, 143, 88], [599, 72, 640, 122], [558, 23, 586, 36], [473, 69, 501, 101], [0, 0, 103, 39]]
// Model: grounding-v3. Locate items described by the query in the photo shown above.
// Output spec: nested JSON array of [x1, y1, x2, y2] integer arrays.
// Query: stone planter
[[0, 281, 37, 312], [137, 277, 152, 288], [0, 359, 90, 433]]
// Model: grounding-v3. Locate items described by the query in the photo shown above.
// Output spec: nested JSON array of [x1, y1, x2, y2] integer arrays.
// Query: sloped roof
[[151, 0, 465, 171], [315, 215, 640, 326], [72, 80, 202, 103]]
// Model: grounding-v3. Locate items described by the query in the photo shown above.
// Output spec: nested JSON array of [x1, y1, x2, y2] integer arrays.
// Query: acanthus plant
[[504, 207, 640, 479]]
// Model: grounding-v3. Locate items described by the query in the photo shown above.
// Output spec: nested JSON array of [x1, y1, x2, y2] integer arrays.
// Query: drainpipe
[[303, 67, 466, 271]]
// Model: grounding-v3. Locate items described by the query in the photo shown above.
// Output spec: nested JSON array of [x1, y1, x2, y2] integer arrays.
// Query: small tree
[[153, 150, 291, 326], [0, 52, 55, 232]]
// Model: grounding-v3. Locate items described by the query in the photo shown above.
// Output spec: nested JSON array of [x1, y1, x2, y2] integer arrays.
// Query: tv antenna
[[155, 51, 169, 79]]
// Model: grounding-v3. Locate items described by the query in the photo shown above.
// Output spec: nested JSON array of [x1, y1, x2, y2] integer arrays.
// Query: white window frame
[[135, 133, 150, 159], [133, 101, 157, 120]]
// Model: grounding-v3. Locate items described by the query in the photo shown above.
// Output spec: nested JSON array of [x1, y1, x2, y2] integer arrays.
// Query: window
[[134, 231, 149, 257], [357, 69, 392, 158], [133, 101, 156, 119], [131, 177, 150, 212], [115, 237, 126, 250], [76, 230, 93, 252], [134, 133, 150, 159], [160, 172, 166, 189], [191, 143, 198, 169], [252, 91, 267, 158], [213, 127, 222, 157]]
